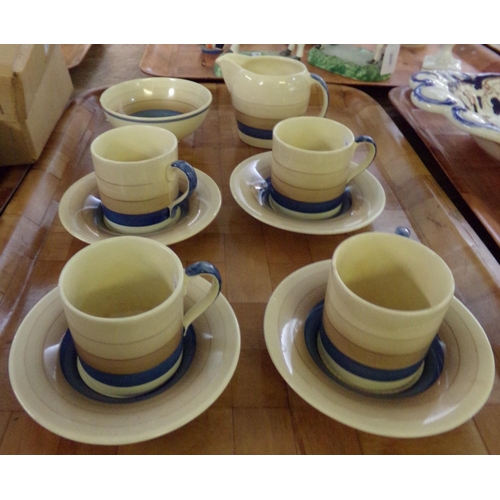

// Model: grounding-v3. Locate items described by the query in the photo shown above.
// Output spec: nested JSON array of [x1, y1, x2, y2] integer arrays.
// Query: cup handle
[[168, 160, 198, 216], [182, 262, 222, 332], [310, 73, 329, 117], [345, 135, 377, 184]]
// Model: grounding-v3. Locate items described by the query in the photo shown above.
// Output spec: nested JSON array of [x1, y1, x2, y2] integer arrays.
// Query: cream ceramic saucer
[[8, 277, 240, 445], [229, 152, 386, 234], [263, 260, 495, 438], [58, 169, 221, 245]]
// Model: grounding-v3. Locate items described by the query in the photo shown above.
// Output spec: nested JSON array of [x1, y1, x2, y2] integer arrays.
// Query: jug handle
[[310, 74, 329, 117]]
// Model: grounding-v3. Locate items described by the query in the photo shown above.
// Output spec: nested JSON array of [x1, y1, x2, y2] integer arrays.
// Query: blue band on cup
[[311, 73, 329, 109], [101, 204, 175, 227], [269, 183, 344, 214], [76, 335, 184, 388], [319, 323, 425, 382], [236, 121, 273, 140], [101, 181, 194, 228], [304, 301, 444, 400]]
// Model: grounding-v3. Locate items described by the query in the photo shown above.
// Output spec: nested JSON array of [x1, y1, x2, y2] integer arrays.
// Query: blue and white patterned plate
[[410, 71, 500, 160]]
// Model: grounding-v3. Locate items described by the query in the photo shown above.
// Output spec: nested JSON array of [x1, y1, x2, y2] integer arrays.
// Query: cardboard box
[[0, 44, 73, 166]]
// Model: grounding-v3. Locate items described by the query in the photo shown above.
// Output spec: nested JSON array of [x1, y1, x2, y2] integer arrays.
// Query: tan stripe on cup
[[322, 314, 429, 370], [74, 328, 183, 375]]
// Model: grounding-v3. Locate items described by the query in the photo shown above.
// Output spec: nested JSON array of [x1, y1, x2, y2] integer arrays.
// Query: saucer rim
[[8, 278, 240, 445], [229, 151, 386, 235], [58, 169, 221, 245], [263, 260, 495, 438]]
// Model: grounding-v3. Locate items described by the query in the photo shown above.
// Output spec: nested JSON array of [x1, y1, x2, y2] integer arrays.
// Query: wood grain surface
[[389, 86, 500, 251]]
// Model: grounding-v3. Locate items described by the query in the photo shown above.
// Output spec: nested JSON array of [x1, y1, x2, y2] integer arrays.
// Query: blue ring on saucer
[[304, 301, 445, 399], [59, 325, 197, 404], [318, 324, 424, 382], [77, 336, 184, 388], [269, 184, 344, 215]]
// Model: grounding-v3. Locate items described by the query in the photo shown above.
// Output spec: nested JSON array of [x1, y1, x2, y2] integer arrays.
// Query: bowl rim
[[409, 70, 500, 144], [99, 77, 213, 123]]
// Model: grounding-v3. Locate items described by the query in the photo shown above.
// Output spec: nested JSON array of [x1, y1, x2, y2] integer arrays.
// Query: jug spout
[[215, 53, 250, 92]]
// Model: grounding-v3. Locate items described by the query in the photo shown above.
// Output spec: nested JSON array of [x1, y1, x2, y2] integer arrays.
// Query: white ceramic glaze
[[8, 279, 240, 445], [263, 260, 495, 438], [100, 77, 212, 141], [58, 236, 221, 397], [410, 71, 500, 161], [270, 117, 376, 217], [229, 152, 385, 234], [216, 53, 329, 148], [58, 169, 221, 245]]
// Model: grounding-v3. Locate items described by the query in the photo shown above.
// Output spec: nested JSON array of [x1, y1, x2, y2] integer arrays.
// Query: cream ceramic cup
[[58, 236, 221, 398], [216, 53, 329, 149], [321, 232, 455, 395], [90, 125, 197, 234], [270, 117, 376, 220]]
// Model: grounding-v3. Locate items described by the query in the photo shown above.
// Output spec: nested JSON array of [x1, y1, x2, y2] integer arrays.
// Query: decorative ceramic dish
[[410, 71, 500, 160]]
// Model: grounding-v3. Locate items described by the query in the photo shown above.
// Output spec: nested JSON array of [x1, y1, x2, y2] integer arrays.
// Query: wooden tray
[[389, 86, 500, 250], [0, 165, 31, 215], [1, 83, 500, 454], [61, 44, 92, 69], [140, 44, 500, 86]]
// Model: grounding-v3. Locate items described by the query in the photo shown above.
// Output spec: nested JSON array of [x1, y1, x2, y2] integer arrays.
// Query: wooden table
[[61, 44, 92, 69], [389, 86, 500, 254], [1, 81, 500, 454], [140, 44, 500, 86]]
